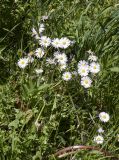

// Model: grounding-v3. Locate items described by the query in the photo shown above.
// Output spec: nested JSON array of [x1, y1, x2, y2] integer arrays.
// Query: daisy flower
[[40, 36, 51, 47], [78, 60, 88, 68], [46, 58, 56, 65], [32, 28, 40, 39], [55, 53, 67, 64], [35, 68, 43, 74], [59, 37, 71, 49], [18, 58, 28, 69], [88, 55, 98, 61], [39, 23, 45, 33], [27, 57, 34, 63], [52, 38, 60, 48], [32, 27, 37, 36], [54, 51, 60, 58], [90, 62, 100, 74], [81, 76, 92, 88], [35, 34, 40, 40], [35, 48, 44, 58], [94, 135, 104, 144], [59, 63, 67, 71], [78, 66, 89, 77], [42, 15, 49, 21], [62, 72, 72, 81], [87, 49, 94, 55], [99, 112, 110, 122], [98, 127, 104, 133]]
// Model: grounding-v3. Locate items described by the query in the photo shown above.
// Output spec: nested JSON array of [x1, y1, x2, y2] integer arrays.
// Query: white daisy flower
[[39, 23, 45, 33], [90, 62, 100, 74], [35, 34, 40, 40], [35, 68, 43, 74], [55, 53, 67, 64], [94, 135, 104, 144], [35, 48, 44, 58], [42, 15, 49, 21], [88, 55, 98, 61], [62, 72, 72, 81], [78, 66, 89, 77], [32, 27, 37, 36], [98, 127, 104, 133], [46, 58, 56, 65], [40, 36, 51, 47], [59, 37, 71, 49], [78, 60, 88, 68], [27, 57, 34, 63], [59, 63, 67, 71], [81, 76, 92, 88], [32, 28, 40, 39], [99, 112, 110, 122], [18, 58, 28, 69], [87, 49, 94, 55], [54, 51, 60, 58], [52, 38, 61, 48]]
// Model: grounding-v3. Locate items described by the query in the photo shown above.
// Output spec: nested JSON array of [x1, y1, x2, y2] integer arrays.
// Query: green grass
[[0, 0, 119, 159]]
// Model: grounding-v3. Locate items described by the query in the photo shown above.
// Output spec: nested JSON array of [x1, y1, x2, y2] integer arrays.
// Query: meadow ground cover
[[0, 0, 119, 159]]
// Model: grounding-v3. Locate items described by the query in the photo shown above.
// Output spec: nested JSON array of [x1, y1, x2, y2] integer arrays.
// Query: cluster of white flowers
[[17, 18, 100, 91], [16, 18, 119, 148], [52, 37, 71, 49], [54, 52, 68, 71], [17, 56, 34, 69], [54, 52, 67, 64], [94, 112, 110, 144], [17, 18, 72, 74], [77, 51, 100, 88]]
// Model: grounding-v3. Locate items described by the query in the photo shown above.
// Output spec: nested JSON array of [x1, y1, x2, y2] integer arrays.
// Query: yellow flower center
[[44, 40, 47, 43], [29, 51, 34, 55], [84, 80, 88, 84], [102, 115, 106, 119], [82, 69, 85, 73], [65, 75, 69, 78], [63, 41, 66, 45], [93, 66, 97, 69], [97, 137, 101, 141], [21, 61, 25, 64], [60, 57, 63, 60], [38, 51, 42, 56]]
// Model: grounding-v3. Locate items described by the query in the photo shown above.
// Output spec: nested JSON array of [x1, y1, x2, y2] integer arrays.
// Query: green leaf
[[9, 119, 19, 129], [38, 84, 51, 91], [110, 67, 119, 72]]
